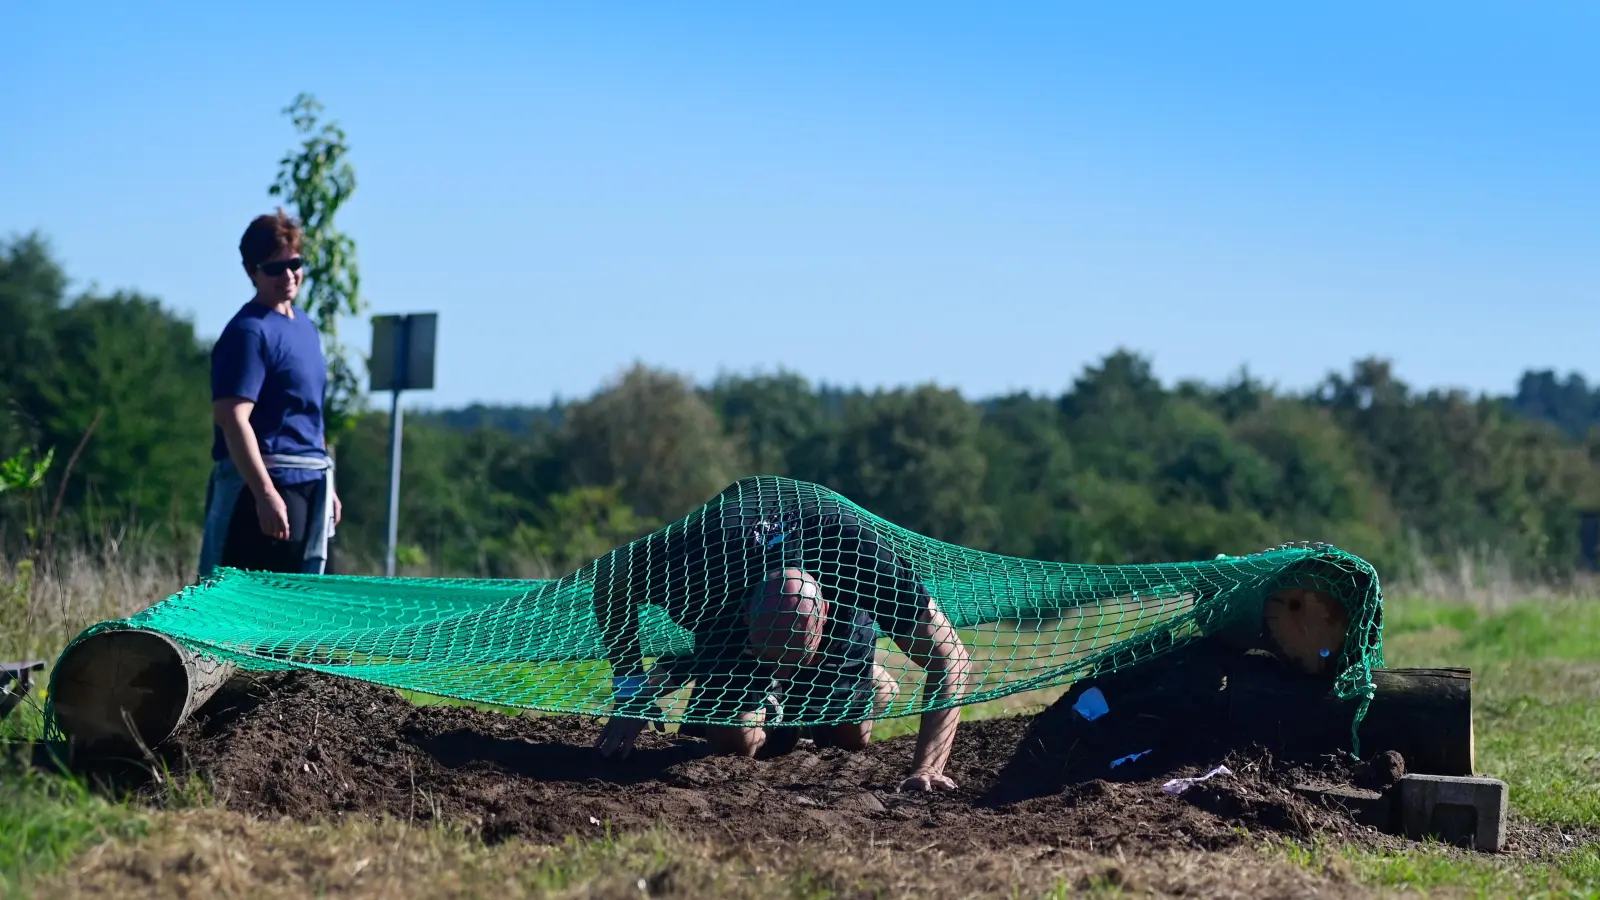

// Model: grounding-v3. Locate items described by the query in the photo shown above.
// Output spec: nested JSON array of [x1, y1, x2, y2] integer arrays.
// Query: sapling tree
[[268, 93, 367, 442]]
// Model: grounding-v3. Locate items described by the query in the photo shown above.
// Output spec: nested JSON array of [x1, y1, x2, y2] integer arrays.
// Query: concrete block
[[1399, 773, 1507, 852]]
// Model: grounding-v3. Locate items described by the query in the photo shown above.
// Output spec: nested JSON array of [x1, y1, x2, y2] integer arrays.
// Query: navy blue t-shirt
[[210, 301, 328, 486]]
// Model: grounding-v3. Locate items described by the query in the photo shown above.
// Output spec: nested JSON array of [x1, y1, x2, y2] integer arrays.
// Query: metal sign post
[[370, 313, 438, 577]]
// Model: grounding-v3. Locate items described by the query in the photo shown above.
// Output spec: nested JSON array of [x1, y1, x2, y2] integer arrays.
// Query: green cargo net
[[50, 476, 1385, 734]]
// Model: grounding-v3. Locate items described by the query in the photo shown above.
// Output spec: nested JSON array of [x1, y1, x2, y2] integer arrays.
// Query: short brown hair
[[239, 208, 303, 271]]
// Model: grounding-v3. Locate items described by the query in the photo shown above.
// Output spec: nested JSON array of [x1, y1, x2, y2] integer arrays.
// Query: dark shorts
[[221, 478, 321, 573]]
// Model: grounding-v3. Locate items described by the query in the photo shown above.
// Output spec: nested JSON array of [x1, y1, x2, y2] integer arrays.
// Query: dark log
[[1227, 660, 1474, 776]]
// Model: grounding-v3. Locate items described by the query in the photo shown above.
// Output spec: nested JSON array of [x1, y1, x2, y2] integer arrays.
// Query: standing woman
[[198, 210, 341, 579]]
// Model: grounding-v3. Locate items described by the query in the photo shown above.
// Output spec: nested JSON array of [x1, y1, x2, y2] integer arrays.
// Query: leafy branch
[[0, 447, 53, 495], [268, 92, 367, 442]]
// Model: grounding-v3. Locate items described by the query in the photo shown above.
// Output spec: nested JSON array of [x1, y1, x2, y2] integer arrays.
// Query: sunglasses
[[255, 256, 304, 277]]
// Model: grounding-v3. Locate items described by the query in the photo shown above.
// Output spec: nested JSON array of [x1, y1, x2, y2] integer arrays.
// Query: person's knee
[[871, 665, 901, 716], [705, 725, 765, 757]]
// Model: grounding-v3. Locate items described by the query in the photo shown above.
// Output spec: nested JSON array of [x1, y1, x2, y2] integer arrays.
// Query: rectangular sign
[[370, 313, 438, 392]]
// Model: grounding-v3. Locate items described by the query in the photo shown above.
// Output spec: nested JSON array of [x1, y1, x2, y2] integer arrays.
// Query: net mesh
[[50, 476, 1386, 736]]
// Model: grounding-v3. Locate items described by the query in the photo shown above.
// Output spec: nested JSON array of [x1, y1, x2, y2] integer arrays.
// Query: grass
[[0, 761, 148, 898], [30, 808, 1372, 899], [1273, 836, 1600, 899], [1381, 596, 1600, 830]]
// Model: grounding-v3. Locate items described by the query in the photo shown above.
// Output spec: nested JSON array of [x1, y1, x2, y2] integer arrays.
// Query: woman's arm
[[213, 398, 289, 539]]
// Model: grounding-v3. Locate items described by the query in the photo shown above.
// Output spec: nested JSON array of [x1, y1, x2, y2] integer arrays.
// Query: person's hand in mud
[[595, 670, 682, 760], [595, 716, 649, 759], [899, 769, 959, 792], [889, 604, 971, 794]]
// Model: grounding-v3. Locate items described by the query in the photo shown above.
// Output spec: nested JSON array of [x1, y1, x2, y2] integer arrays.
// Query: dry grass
[[0, 548, 190, 742], [1387, 544, 1600, 610], [34, 806, 1368, 900], [1, 547, 188, 663]]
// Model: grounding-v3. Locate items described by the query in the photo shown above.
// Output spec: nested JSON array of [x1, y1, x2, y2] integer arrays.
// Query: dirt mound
[[136, 670, 1383, 854]]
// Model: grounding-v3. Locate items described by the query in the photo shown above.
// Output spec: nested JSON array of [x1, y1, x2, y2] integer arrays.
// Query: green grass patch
[[1383, 596, 1600, 830], [1383, 597, 1600, 663], [1275, 836, 1600, 897], [1474, 688, 1600, 827], [0, 761, 148, 897]]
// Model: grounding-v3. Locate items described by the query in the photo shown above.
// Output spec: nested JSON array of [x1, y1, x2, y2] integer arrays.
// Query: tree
[[824, 385, 997, 547], [507, 485, 657, 577], [1059, 349, 1168, 482], [268, 93, 365, 440], [977, 393, 1075, 559], [0, 236, 214, 553], [706, 370, 830, 477], [33, 293, 213, 529], [1510, 369, 1599, 440], [1152, 399, 1278, 514], [558, 364, 746, 522], [0, 233, 65, 402]]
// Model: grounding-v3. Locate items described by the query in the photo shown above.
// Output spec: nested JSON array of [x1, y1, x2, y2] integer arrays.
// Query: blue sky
[[3, 2, 1596, 410]]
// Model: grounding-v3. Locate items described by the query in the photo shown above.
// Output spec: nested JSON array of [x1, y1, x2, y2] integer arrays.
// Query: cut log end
[[1263, 587, 1350, 675], [50, 629, 233, 755]]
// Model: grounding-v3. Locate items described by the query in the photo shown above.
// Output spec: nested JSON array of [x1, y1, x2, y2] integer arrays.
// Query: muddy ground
[[94, 669, 1415, 857]]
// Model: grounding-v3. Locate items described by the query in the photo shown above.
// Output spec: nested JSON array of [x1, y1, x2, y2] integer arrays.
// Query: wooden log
[[1227, 660, 1474, 776], [49, 629, 235, 756], [1358, 668, 1474, 776]]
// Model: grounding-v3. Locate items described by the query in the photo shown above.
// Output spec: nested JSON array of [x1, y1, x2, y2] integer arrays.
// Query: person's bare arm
[[213, 398, 288, 539], [592, 551, 661, 757], [591, 555, 646, 678], [892, 603, 972, 791]]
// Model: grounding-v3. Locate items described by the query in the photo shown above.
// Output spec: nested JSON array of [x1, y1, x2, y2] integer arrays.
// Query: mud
[[136, 670, 1393, 854]]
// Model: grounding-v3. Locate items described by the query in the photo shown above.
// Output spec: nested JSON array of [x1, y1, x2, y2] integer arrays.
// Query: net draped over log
[[48, 477, 1385, 734]]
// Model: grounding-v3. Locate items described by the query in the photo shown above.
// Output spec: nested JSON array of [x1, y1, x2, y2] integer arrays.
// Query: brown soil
[[138, 670, 1391, 855]]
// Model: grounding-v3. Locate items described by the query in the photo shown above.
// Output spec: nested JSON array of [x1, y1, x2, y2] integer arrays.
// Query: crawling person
[[590, 478, 972, 792]]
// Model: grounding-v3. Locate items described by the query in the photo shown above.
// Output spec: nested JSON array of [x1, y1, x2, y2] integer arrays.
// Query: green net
[[50, 476, 1385, 739]]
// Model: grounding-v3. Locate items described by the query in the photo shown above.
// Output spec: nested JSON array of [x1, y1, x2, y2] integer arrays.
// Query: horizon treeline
[[5, 232, 1600, 583]]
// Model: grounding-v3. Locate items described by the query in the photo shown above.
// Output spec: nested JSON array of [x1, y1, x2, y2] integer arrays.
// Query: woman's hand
[[256, 489, 291, 540]]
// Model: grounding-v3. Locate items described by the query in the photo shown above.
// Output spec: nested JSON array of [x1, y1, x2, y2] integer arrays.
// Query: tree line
[[4, 232, 1600, 583]]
